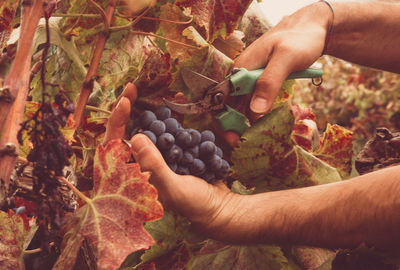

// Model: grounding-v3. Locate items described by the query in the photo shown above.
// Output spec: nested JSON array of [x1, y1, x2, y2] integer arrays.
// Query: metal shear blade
[[164, 69, 230, 114]]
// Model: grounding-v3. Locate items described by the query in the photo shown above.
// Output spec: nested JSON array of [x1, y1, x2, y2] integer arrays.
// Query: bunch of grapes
[[132, 106, 230, 182], [16, 93, 75, 261]]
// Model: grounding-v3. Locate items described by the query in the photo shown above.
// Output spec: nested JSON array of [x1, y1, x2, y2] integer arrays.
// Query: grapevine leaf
[[97, 33, 149, 94], [291, 246, 336, 270], [33, 17, 87, 77], [157, 4, 233, 92], [292, 120, 315, 152], [212, 30, 245, 59], [314, 124, 353, 178], [291, 104, 318, 152], [0, 210, 31, 270], [238, 0, 272, 46], [231, 103, 342, 192], [188, 240, 293, 270], [175, 0, 252, 42], [140, 211, 191, 264], [60, 0, 129, 44], [355, 127, 400, 175], [0, 0, 20, 32], [135, 50, 173, 107], [54, 139, 163, 270]]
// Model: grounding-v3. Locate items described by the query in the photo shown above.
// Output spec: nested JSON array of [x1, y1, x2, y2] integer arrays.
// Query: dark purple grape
[[207, 154, 222, 171], [157, 133, 175, 150], [201, 130, 215, 143], [176, 130, 192, 148], [164, 118, 181, 135], [216, 159, 230, 179], [167, 162, 178, 172], [190, 158, 206, 176], [187, 145, 199, 158], [142, 130, 157, 144], [199, 141, 216, 158], [164, 145, 183, 163], [155, 106, 171, 120], [149, 120, 166, 136], [216, 147, 223, 158], [176, 166, 190, 175], [187, 128, 201, 147], [139, 110, 157, 129], [181, 151, 194, 166], [200, 171, 215, 183]]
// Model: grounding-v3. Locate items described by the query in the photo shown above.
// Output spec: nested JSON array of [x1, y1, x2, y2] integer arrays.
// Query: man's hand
[[103, 83, 243, 239], [234, 2, 332, 114]]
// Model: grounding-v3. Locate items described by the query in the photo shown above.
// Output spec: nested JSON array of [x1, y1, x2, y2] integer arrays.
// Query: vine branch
[[72, 0, 118, 128], [53, 12, 193, 25], [128, 31, 200, 49], [0, 0, 44, 196]]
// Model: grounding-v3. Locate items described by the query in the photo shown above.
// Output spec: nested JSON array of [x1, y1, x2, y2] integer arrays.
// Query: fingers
[[103, 97, 131, 144], [234, 34, 273, 70], [103, 83, 138, 144], [250, 51, 293, 113], [110, 82, 137, 111]]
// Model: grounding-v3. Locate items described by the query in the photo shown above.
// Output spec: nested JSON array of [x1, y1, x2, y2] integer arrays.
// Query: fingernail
[[250, 96, 269, 113], [130, 134, 148, 155]]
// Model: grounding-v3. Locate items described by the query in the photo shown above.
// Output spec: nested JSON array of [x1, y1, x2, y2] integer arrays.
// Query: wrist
[[318, 0, 335, 55]]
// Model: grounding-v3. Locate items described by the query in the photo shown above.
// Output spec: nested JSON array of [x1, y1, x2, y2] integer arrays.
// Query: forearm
[[221, 165, 400, 249], [326, 1, 400, 73]]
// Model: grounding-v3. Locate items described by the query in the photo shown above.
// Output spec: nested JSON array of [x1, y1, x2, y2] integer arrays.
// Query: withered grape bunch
[[131, 106, 230, 182]]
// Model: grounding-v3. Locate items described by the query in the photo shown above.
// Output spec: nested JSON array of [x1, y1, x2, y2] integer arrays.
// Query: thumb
[[130, 134, 173, 181], [250, 53, 293, 114]]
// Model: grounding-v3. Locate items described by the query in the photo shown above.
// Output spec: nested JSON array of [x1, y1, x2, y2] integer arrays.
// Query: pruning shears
[[164, 67, 323, 136]]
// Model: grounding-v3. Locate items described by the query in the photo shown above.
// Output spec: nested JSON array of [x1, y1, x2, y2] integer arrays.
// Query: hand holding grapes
[[104, 83, 244, 239]]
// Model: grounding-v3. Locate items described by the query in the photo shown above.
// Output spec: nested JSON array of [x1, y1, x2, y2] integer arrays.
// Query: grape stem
[[85, 105, 112, 115], [128, 31, 200, 49], [58, 176, 91, 205], [23, 242, 55, 254]]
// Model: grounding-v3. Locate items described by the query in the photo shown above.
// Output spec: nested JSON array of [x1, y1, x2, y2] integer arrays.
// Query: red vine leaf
[[189, 240, 291, 270], [135, 50, 173, 107], [291, 246, 335, 270], [0, 0, 20, 32], [238, 0, 272, 46], [314, 124, 353, 178], [175, 0, 252, 42], [0, 210, 31, 270], [291, 104, 319, 152], [54, 139, 163, 270], [231, 103, 342, 192]]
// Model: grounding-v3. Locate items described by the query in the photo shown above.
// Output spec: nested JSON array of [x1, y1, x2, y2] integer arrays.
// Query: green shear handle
[[215, 67, 323, 135], [230, 67, 323, 96]]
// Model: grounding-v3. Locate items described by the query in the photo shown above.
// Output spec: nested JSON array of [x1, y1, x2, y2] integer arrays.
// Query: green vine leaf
[[140, 211, 191, 264], [175, 0, 252, 42], [53, 139, 163, 270], [231, 102, 342, 192], [188, 240, 295, 270], [0, 210, 33, 270]]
